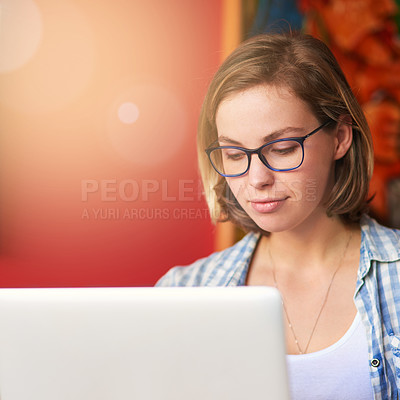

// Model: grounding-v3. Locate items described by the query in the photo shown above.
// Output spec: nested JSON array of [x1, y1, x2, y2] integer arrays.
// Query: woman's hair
[[198, 31, 374, 232]]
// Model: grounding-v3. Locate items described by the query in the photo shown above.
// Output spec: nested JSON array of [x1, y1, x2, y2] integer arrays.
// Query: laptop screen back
[[0, 286, 290, 400]]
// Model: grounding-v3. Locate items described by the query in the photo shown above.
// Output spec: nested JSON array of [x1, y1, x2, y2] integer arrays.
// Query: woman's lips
[[250, 198, 287, 213]]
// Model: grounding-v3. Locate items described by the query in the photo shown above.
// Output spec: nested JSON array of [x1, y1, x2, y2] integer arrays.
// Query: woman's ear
[[333, 115, 353, 160]]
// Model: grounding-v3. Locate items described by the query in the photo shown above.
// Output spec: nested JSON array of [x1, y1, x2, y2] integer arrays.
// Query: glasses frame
[[205, 121, 330, 177]]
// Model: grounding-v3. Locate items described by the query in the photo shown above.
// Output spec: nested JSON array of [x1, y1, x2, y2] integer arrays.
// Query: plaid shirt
[[156, 215, 400, 399]]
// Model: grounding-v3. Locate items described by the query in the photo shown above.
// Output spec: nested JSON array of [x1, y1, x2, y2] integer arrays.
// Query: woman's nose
[[247, 154, 275, 189]]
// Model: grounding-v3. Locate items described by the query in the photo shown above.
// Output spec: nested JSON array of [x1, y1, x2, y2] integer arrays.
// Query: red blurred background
[[0, 0, 224, 286]]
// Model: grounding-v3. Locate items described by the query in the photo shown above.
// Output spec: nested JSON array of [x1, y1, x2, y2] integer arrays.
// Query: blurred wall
[[0, 0, 222, 287]]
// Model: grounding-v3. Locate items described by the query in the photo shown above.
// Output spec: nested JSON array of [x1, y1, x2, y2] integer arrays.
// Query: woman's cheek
[[226, 179, 248, 200]]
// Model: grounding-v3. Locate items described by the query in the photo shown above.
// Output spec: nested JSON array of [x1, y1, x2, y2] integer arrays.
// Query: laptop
[[0, 286, 290, 400]]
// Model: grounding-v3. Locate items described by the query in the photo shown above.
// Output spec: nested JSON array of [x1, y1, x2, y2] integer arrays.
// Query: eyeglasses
[[205, 122, 329, 177]]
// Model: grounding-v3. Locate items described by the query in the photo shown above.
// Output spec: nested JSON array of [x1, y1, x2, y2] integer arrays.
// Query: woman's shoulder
[[360, 214, 400, 263], [155, 231, 260, 287]]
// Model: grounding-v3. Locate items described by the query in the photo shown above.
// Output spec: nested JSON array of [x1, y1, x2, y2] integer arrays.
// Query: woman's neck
[[259, 215, 358, 274]]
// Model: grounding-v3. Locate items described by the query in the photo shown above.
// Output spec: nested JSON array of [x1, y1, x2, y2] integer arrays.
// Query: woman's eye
[[223, 150, 245, 160], [274, 147, 296, 154], [270, 143, 298, 155]]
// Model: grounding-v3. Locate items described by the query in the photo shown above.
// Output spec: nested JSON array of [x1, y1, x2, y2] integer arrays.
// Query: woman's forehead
[[215, 85, 315, 135]]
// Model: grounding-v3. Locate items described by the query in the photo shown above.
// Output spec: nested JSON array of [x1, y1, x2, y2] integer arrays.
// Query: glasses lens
[[209, 147, 248, 176], [262, 140, 303, 170]]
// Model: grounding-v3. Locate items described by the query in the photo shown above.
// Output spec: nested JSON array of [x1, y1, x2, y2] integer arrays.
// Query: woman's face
[[215, 85, 341, 234]]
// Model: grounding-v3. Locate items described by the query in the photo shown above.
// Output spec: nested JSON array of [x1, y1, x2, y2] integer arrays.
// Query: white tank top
[[286, 313, 374, 400]]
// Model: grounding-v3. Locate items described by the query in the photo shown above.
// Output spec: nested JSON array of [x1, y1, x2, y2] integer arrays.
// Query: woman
[[156, 32, 400, 399]]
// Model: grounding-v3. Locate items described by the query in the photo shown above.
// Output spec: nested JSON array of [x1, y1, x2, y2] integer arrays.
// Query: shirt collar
[[358, 214, 400, 280]]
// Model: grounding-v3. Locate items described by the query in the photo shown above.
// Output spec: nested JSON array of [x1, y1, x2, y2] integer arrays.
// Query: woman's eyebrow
[[217, 136, 242, 145], [218, 127, 306, 146]]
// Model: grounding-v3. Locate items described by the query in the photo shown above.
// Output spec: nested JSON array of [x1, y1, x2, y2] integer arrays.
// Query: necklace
[[270, 231, 353, 355]]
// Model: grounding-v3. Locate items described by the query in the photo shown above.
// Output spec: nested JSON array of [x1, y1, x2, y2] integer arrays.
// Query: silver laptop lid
[[0, 286, 290, 400]]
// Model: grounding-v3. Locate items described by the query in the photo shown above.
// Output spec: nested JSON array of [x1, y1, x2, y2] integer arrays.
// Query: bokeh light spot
[[108, 83, 187, 167], [0, 0, 43, 73], [118, 102, 140, 124], [0, 0, 94, 113]]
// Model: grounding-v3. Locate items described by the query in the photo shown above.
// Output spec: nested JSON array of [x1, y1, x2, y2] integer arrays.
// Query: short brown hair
[[198, 32, 373, 232]]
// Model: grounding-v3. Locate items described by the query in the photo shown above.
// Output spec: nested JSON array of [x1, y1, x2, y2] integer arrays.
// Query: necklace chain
[[270, 232, 353, 355]]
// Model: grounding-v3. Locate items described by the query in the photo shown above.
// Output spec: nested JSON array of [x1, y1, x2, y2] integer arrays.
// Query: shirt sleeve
[[154, 232, 259, 287], [154, 257, 213, 287], [155, 266, 185, 287]]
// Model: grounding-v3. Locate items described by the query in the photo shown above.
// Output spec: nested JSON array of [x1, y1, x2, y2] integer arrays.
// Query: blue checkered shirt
[[156, 215, 400, 399]]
